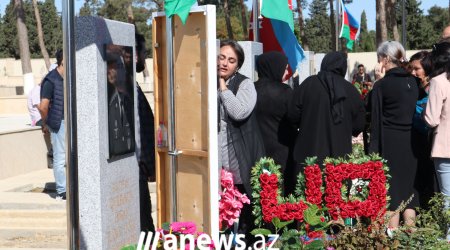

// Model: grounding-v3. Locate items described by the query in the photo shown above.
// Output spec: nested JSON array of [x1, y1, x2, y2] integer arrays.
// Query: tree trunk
[[387, 0, 400, 41], [239, 0, 248, 38], [223, 0, 234, 39], [15, 0, 34, 95], [376, 0, 388, 46], [296, 0, 309, 50], [329, 0, 336, 51], [126, 2, 150, 84], [32, 0, 50, 70], [127, 1, 134, 24]]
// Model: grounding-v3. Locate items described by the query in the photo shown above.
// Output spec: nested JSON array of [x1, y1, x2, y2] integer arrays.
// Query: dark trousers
[[236, 184, 256, 245], [139, 175, 155, 233]]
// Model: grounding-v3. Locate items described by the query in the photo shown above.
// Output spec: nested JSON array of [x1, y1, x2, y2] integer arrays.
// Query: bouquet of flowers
[[352, 80, 371, 99], [219, 169, 250, 230]]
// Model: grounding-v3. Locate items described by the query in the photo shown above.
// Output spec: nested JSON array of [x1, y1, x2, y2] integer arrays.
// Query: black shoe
[[56, 192, 66, 200]]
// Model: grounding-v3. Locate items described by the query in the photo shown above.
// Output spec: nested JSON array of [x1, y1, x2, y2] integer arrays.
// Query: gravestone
[[75, 16, 140, 249], [237, 41, 263, 82]]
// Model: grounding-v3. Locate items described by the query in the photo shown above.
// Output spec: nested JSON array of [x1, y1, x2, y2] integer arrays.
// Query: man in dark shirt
[[353, 64, 372, 87], [38, 50, 66, 200]]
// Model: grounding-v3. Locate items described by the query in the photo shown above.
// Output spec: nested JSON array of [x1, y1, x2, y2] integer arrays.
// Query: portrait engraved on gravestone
[[106, 44, 135, 159]]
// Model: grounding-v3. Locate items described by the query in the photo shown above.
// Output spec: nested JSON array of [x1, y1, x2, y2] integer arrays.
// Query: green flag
[[164, 0, 196, 25], [261, 0, 294, 31]]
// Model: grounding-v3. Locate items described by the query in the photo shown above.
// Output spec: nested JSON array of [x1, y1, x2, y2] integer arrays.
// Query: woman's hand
[[374, 62, 385, 80], [219, 77, 228, 92]]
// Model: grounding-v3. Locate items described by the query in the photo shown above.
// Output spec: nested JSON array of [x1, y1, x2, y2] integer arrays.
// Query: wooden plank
[[173, 13, 208, 152], [176, 155, 210, 233], [153, 15, 170, 227]]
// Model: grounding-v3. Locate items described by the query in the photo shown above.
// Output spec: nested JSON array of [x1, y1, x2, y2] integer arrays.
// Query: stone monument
[[75, 16, 140, 249]]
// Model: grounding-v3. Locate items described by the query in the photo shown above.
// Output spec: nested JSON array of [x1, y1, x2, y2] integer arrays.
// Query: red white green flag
[[339, 0, 360, 50]]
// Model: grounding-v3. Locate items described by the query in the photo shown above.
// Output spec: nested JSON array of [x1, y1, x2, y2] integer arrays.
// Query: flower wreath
[[251, 154, 389, 226]]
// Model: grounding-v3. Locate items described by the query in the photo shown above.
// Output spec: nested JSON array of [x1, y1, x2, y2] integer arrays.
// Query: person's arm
[[38, 80, 53, 133], [424, 78, 445, 128], [287, 79, 305, 126], [219, 78, 257, 121], [38, 99, 50, 133]]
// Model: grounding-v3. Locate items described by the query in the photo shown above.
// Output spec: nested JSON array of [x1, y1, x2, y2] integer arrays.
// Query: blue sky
[[0, 0, 448, 31]]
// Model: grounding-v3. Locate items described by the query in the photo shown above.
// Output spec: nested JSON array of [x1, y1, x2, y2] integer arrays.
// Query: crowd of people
[[218, 27, 450, 240]]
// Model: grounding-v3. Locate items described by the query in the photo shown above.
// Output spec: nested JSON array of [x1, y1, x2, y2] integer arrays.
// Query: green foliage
[[326, 193, 450, 249], [397, 0, 438, 50], [215, 0, 249, 40], [40, 0, 63, 57], [272, 217, 294, 233], [250, 228, 272, 236], [355, 11, 376, 52], [304, 0, 331, 53], [120, 245, 137, 250], [0, 0, 61, 59]]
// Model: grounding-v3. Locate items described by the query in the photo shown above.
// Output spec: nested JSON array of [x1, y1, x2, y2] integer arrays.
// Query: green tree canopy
[[0, 0, 61, 59], [304, 0, 331, 53], [356, 10, 376, 52]]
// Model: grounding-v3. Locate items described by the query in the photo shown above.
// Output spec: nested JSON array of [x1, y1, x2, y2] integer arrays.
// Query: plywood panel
[[176, 155, 210, 232], [173, 14, 209, 152]]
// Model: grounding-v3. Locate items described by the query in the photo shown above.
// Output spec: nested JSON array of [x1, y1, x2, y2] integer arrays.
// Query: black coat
[[287, 52, 365, 173], [368, 67, 419, 209], [254, 51, 296, 172]]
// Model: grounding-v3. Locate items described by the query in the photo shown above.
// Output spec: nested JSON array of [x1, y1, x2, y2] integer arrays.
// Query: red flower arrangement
[[324, 161, 387, 220], [304, 164, 323, 206], [260, 173, 309, 223]]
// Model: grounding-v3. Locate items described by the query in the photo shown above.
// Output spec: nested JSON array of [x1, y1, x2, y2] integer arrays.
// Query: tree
[[40, 0, 62, 59], [14, 0, 34, 94], [295, 0, 309, 50], [386, 0, 400, 41], [304, 0, 331, 53], [356, 10, 376, 52], [329, 0, 336, 51], [222, 0, 234, 39], [238, 0, 248, 38], [402, 0, 435, 49], [427, 6, 450, 41], [0, 13, 6, 57], [376, 0, 387, 46], [32, 0, 50, 69]]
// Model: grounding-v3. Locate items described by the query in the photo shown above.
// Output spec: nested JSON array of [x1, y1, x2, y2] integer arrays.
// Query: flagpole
[[252, 0, 259, 42], [335, 0, 339, 51], [62, 0, 80, 249]]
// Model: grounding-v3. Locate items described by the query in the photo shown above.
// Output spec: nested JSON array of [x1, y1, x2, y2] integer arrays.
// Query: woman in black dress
[[254, 51, 296, 193], [369, 41, 419, 230]]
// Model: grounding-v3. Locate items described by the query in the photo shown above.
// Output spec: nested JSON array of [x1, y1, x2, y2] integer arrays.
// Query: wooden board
[[152, 6, 218, 237]]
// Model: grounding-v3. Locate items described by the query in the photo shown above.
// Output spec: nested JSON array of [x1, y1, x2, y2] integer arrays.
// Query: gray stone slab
[[237, 41, 263, 82], [76, 16, 140, 250]]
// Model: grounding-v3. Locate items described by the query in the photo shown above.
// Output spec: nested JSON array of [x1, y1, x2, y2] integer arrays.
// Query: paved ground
[[0, 169, 157, 249]]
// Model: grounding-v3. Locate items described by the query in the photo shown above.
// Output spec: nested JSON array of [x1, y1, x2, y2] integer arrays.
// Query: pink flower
[[221, 169, 234, 188], [170, 221, 197, 234]]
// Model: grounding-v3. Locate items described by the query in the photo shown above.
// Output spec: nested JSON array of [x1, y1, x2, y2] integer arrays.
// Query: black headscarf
[[257, 51, 288, 82], [317, 52, 348, 124]]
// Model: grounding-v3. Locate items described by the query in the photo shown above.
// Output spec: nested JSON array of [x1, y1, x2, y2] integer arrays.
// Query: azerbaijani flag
[[339, 0, 360, 50], [164, 0, 196, 24], [250, 0, 305, 78]]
